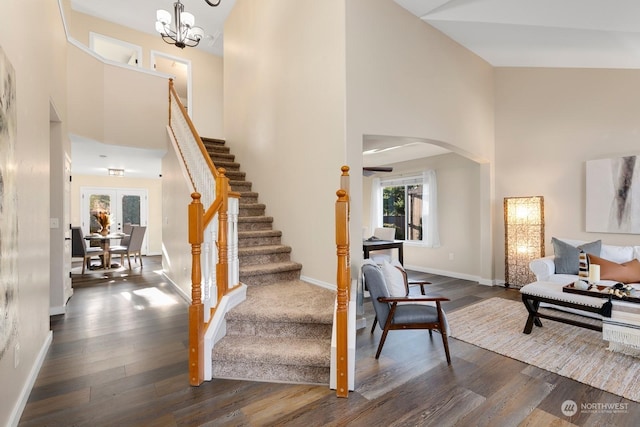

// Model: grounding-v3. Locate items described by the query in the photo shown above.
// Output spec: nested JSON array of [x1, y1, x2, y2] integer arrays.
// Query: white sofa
[[529, 238, 640, 286]]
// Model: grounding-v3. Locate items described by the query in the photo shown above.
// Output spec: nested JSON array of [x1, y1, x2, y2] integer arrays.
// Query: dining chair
[[119, 223, 133, 247], [109, 225, 146, 269], [71, 226, 105, 275]]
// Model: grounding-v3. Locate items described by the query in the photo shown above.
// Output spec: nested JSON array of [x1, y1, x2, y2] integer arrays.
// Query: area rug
[[447, 297, 640, 403]]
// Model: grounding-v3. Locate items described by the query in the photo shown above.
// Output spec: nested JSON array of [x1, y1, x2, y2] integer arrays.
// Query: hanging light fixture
[[156, 1, 205, 49], [204, 0, 221, 5]]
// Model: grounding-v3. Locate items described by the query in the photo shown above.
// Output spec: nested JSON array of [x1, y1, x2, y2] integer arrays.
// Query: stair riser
[[237, 195, 259, 204], [239, 251, 291, 266], [226, 320, 332, 340], [238, 221, 273, 232], [238, 235, 282, 247], [211, 161, 241, 171], [230, 182, 252, 192], [240, 206, 266, 217], [212, 361, 329, 385], [225, 171, 246, 180], [203, 146, 229, 155], [240, 268, 301, 285]]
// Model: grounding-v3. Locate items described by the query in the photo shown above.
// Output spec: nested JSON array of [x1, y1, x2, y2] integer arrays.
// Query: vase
[[100, 227, 109, 236]]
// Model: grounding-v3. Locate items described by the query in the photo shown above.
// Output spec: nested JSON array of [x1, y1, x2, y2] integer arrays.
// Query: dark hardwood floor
[[19, 258, 639, 426]]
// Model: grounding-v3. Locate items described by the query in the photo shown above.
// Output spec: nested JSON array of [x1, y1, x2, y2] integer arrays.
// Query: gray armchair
[[362, 262, 451, 364]]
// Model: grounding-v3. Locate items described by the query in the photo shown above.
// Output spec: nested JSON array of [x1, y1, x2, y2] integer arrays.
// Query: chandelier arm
[[204, 0, 221, 6]]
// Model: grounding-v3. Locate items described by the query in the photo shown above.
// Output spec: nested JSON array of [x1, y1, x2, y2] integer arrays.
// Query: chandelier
[[156, 1, 206, 49]]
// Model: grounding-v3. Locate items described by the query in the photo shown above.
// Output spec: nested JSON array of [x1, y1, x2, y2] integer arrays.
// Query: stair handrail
[[167, 79, 240, 386], [335, 165, 351, 397]]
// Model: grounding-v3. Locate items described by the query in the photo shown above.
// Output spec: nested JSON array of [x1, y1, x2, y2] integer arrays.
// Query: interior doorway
[[151, 50, 192, 114]]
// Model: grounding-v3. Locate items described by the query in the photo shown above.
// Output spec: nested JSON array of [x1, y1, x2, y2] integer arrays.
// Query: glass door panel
[[81, 187, 148, 254]]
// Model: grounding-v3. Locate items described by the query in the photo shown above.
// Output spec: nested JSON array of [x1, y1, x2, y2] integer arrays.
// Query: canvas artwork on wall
[[586, 155, 640, 234], [0, 44, 18, 361]]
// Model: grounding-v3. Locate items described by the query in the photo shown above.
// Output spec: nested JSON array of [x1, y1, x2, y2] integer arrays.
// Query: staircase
[[202, 138, 335, 384]]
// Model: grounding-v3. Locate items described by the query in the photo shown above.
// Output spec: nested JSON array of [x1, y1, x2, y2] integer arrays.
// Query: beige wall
[[494, 67, 640, 281], [67, 43, 168, 150], [363, 153, 481, 278], [70, 175, 164, 256], [0, 1, 67, 424], [346, 0, 495, 281], [66, 4, 224, 139], [224, 0, 347, 285], [161, 144, 193, 298]]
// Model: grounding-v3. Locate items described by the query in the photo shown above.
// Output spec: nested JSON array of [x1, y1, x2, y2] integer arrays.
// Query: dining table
[[84, 233, 128, 269]]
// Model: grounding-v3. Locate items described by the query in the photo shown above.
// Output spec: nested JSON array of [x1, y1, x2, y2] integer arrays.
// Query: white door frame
[[150, 50, 193, 114]]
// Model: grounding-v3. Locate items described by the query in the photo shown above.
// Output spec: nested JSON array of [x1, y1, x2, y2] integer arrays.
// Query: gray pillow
[[552, 237, 601, 274]]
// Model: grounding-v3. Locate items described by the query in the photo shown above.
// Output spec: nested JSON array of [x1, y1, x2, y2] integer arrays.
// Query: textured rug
[[447, 297, 640, 403]]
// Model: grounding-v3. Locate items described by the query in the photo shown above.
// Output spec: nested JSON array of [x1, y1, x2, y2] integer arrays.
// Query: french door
[[80, 187, 148, 254]]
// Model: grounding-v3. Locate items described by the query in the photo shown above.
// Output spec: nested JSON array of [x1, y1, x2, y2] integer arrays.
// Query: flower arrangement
[[93, 211, 111, 234]]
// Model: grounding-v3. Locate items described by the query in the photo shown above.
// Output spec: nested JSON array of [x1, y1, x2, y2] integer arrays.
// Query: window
[[382, 179, 423, 241], [371, 170, 440, 247]]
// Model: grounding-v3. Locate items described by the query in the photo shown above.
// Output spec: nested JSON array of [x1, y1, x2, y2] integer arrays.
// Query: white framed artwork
[[0, 44, 18, 361], [586, 155, 640, 233]]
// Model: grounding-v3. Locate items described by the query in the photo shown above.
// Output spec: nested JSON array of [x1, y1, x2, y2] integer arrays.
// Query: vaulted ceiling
[[70, 0, 640, 173]]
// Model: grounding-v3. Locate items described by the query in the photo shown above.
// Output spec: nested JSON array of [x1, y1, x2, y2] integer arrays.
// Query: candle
[[589, 264, 600, 284]]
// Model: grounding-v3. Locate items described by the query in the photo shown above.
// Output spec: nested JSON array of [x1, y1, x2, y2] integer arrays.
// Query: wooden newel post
[[216, 167, 229, 301], [189, 192, 204, 386], [335, 188, 350, 397]]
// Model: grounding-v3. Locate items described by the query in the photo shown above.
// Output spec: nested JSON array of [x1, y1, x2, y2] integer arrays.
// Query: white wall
[[363, 153, 481, 278], [224, 0, 347, 286], [346, 0, 495, 281], [0, 1, 66, 425], [495, 67, 640, 280]]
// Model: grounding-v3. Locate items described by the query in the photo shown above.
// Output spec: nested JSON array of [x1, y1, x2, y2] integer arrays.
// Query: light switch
[[50, 218, 59, 229]]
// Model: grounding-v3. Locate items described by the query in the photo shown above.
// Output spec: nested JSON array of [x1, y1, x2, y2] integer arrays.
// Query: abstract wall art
[[586, 155, 640, 234], [0, 44, 18, 361]]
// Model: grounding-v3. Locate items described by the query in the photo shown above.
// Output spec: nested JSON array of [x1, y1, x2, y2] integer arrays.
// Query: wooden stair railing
[[335, 166, 351, 397], [167, 79, 240, 386]]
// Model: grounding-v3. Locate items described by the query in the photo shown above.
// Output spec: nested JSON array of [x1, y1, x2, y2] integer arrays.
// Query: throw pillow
[[552, 238, 601, 274], [587, 254, 640, 284], [578, 250, 590, 280], [381, 260, 407, 297]]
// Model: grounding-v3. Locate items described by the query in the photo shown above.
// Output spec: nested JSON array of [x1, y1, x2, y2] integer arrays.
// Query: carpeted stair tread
[[238, 245, 291, 256], [240, 261, 302, 276], [238, 215, 272, 223], [228, 281, 335, 324], [239, 229, 282, 238], [212, 336, 331, 367]]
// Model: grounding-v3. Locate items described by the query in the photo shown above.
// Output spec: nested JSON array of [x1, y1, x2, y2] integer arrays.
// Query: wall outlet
[[14, 342, 20, 369], [449, 252, 454, 261]]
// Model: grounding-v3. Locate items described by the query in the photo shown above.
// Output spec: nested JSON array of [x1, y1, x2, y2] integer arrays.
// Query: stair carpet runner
[[202, 138, 335, 384]]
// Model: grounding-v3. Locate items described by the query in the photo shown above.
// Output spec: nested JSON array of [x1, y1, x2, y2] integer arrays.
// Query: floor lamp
[[504, 196, 545, 288]]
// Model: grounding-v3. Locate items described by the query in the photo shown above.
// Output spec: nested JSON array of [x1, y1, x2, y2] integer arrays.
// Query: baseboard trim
[[300, 275, 336, 291], [9, 331, 53, 427], [162, 271, 191, 304], [49, 305, 66, 316], [403, 264, 494, 286]]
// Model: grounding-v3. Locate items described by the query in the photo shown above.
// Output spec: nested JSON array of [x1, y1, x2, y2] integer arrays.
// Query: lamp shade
[[504, 196, 545, 288], [189, 26, 205, 41], [156, 9, 171, 25], [181, 12, 195, 28]]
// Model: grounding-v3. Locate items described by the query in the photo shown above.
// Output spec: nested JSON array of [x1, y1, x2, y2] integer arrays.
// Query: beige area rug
[[447, 297, 640, 403]]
